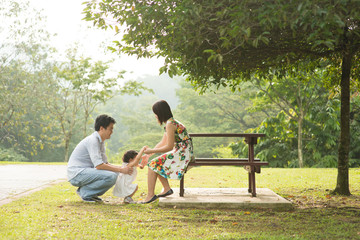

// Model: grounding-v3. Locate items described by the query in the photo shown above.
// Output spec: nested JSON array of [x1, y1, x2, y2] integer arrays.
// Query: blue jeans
[[69, 168, 118, 199]]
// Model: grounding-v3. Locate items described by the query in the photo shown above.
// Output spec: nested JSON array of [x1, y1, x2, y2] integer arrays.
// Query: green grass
[[1, 167, 359, 239]]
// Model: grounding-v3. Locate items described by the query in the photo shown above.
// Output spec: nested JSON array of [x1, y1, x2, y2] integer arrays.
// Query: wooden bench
[[180, 133, 268, 197]]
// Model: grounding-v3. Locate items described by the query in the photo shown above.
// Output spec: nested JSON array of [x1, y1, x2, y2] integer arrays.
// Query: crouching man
[[67, 114, 133, 202]]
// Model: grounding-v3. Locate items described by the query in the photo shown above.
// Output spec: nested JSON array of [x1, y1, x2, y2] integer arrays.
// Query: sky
[[30, 0, 164, 80]]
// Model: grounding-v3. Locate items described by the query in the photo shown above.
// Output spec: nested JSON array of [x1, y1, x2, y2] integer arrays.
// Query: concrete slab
[[159, 188, 293, 210], [0, 164, 67, 206]]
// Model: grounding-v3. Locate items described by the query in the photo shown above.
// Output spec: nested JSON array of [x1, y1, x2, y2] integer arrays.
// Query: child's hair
[[122, 150, 138, 163]]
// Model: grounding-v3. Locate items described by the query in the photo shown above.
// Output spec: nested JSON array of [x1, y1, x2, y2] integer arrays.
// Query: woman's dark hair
[[122, 150, 138, 163], [152, 100, 173, 125], [94, 114, 116, 131]]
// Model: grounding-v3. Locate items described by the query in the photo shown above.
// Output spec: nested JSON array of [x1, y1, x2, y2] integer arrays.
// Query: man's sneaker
[[124, 196, 136, 204], [76, 188, 102, 203], [82, 197, 97, 203], [92, 196, 103, 202]]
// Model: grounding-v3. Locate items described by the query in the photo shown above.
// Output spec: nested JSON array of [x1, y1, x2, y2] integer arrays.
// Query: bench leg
[[247, 168, 257, 197], [250, 167, 256, 197], [180, 176, 184, 197]]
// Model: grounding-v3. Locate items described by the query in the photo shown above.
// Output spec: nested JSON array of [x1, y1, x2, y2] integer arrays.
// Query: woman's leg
[[157, 175, 171, 195], [145, 168, 158, 201]]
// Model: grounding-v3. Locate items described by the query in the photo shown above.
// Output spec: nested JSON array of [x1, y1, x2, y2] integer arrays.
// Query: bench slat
[[189, 133, 265, 138], [190, 161, 269, 166], [194, 158, 261, 161]]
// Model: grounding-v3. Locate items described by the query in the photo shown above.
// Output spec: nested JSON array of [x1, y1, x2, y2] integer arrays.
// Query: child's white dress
[[113, 163, 137, 197]]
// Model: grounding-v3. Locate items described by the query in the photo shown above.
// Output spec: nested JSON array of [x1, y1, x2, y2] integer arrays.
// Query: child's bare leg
[[145, 168, 157, 202], [127, 185, 138, 198], [157, 175, 171, 195]]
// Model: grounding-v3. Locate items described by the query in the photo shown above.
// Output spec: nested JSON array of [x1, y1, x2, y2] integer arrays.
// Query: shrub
[[0, 147, 28, 162]]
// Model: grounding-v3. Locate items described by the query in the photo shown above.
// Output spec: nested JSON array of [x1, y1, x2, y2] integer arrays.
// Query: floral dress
[[148, 118, 194, 180]]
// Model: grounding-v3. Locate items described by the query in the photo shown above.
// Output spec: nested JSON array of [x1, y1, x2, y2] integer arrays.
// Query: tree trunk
[[297, 81, 304, 168], [84, 112, 88, 138], [64, 138, 70, 162], [332, 51, 352, 196], [298, 114, 304, 168]]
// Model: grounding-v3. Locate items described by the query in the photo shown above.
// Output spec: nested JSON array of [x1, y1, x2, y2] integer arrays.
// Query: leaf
[[209, 219, 218, 224]]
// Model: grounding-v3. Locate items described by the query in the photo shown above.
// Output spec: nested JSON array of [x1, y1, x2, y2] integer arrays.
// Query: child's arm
[[139, 154, 150, 169], [127, 146, 147, 168]]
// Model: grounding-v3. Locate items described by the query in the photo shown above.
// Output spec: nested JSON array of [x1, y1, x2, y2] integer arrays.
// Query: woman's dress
[[148, 118, 193, 180]]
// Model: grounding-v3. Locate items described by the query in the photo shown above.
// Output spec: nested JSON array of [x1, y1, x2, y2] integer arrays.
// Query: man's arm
[[96, 163, 133, 175]]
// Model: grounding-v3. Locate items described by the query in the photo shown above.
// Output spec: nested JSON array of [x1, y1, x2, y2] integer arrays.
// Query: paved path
[[0, 164, 67, 205]]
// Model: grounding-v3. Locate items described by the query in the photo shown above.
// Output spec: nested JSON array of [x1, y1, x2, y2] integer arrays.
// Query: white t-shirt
[[113, 162, 137, 197]]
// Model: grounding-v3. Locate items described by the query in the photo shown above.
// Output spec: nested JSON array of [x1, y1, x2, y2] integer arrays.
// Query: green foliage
[[83, 0, 359, 88], [0, 1, 58, 158], [0, 146, 28, 162], [174, 81, 275, 158], [233, 111, 299, 168], [230, 94, 360, 168], [0, 1, 153, 162], [250, 66, 333, 167], [212, 145, 237, 159], [349, 94, 360, 167]]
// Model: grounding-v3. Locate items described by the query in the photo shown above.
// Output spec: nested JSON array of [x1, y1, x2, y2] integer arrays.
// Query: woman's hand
[[144, 148, 153, 154]]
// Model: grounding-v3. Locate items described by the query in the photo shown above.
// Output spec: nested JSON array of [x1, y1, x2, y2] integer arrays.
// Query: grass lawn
[[0, 167, 359, 239]]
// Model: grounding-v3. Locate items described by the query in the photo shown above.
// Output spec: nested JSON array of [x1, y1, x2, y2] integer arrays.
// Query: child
[[113, 146, 146, 204]]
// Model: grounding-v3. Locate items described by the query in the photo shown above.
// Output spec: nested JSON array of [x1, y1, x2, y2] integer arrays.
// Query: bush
[[0, 147, 28, 162]]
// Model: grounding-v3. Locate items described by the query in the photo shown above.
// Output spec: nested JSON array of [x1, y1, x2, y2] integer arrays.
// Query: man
[[67, 114, 133, 202]]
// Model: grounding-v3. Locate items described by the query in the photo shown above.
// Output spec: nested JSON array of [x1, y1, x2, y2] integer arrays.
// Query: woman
[[142, 100, 193, 204]]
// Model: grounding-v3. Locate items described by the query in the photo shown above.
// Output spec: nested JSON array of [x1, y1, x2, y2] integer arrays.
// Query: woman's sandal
[[139, 195, 158, 204], [157, 189, 174, 198]]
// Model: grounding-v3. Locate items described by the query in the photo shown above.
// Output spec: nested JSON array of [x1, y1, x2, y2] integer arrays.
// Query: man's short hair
[[94, 114, 116, 131]]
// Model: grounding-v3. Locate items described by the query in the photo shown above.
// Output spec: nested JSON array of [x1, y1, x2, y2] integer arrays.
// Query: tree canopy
[[84, 0, 359, 86]]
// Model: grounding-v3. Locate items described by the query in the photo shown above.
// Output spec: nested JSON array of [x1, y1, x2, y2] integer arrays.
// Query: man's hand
[[121, 165, 134, 175]]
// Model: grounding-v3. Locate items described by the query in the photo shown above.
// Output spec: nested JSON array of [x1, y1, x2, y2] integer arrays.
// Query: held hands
[[140, 146, 148, 153], [144, 146, 153, 155]]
